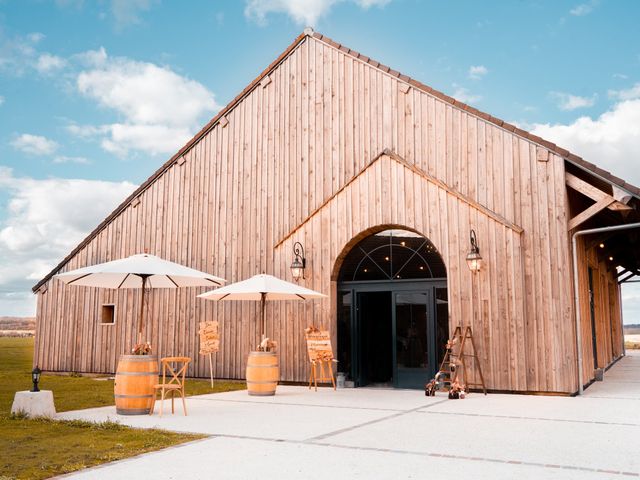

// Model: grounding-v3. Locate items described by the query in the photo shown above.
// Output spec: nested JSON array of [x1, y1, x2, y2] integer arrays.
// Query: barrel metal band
[[117, 408, 151, 415], [119, 356, 158, 362], [116, 371, 159, 376], [246, 380, 279, 385], [114, 394, 154, 399]]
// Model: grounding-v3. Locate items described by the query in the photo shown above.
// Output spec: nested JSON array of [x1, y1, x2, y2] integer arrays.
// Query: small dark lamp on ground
[[31, 366, 42, 392], [290, 241, 306, 281], [466, 230, 483, 273]]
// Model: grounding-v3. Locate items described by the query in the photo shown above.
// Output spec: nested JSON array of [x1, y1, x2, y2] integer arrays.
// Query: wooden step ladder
[[437, 326, 487, 395]]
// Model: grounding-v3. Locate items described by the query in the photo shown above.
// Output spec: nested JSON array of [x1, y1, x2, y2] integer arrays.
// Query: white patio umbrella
[[55, 253, 226, 342], [197, 273, 326, 345]]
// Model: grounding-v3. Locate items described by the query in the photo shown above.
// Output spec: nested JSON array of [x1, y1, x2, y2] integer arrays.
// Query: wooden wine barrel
[[114, 355, 158, 415], [246, 351, 279, 396]]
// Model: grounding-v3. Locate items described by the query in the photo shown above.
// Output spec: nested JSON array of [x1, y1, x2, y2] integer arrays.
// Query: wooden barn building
[[32, 30, 640, 395]]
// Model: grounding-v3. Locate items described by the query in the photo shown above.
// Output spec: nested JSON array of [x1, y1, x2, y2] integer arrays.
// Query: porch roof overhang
[[565, 160, 640, 283]]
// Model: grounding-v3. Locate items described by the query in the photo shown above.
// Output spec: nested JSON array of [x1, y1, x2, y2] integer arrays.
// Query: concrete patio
[[58, 351, 640, 479]]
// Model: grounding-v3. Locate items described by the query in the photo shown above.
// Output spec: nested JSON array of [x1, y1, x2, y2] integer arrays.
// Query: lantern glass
[[290, 259, 304, 280], [466, 251, 482, 272]]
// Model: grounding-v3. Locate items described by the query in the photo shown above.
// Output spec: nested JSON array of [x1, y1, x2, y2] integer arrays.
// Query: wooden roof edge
[[31, 31, 312, 293], [566, 155, 640, 200], [310, 31, 640, 202]]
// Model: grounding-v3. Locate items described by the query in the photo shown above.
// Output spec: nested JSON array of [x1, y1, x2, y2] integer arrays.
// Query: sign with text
[[305, 328, 333, 362], [199, 321, 220, 355]]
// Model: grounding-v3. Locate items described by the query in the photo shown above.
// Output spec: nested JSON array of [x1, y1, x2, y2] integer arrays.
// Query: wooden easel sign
[[198, 321, 220, 387], [305, 326, 337, 390]]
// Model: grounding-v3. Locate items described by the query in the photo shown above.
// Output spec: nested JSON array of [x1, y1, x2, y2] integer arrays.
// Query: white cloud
[[77, 57, 217, 127], [0, 32, 45, 75], [53, 155, 91, 165], [0, 166, 137, 315], [74, 47, 108, 67], [11, 134, 59, 156], [71, 49, 219, 157], [608, 82, 640, 101], [111, 0, 155, 30], [355, 0, 390, 6], [570, 0, 598, 16], [244, 0, 391, 26], [0, 96, 4, 106], [101, 124, 193, 157], [550, 91, 597, 111], [468, 65, 488, 80], [0, 33, 68, 79], [35, 53, 67, 74], [530, 97, 640, 186], [26, 33, 45, 44], [451, 85, 482, 104], [65, 124, 110, 138]]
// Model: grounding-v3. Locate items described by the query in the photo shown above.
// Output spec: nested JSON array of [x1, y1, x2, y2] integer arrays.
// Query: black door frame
[[339, 278, 446, 388]]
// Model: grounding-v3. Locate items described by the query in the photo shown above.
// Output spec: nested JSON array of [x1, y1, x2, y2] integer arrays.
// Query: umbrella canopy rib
[[66, 273, 92, 286], [116, 273, 131, 289]]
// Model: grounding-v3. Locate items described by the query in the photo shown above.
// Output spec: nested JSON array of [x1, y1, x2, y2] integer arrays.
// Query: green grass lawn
[[0, 337, 245, 479]]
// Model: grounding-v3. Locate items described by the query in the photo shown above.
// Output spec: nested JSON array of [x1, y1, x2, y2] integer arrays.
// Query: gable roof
[[32, 29, 640, 292]]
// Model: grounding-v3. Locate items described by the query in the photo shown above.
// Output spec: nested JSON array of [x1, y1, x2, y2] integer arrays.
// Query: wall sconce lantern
[[290, 241, 306, 281], [466, 230, 483, 273], [31, 366, 42, 392]]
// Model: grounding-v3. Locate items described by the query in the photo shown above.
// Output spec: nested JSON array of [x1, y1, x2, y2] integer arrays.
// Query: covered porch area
[[565, 156, 640, 391]]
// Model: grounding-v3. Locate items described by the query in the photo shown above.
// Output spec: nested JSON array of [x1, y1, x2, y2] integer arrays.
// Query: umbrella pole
[[208, 353, 214, 388], [137, 276, 147, 344], [260, 292, 266, 343]]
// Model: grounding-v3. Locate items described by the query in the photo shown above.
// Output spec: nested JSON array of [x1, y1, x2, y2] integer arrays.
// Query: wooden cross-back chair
[[150, 356, 191, 417], [305, 329, 338, 391]]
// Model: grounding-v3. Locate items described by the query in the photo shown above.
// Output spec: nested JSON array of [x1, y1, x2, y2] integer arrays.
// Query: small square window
[[101, 304, 115, 325]]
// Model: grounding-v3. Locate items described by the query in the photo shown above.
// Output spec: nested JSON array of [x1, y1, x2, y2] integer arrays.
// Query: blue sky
[[1, 0, 640, 319]]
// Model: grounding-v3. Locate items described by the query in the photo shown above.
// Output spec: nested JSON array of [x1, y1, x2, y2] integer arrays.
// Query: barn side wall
[[34, 35, 577, 393]]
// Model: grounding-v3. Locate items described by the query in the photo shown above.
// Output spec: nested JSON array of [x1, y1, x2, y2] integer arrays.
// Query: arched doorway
[[336, 228, 448, 389]]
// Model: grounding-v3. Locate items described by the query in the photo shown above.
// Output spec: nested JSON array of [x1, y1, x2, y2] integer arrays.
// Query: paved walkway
[[58, 352, 640, 479]]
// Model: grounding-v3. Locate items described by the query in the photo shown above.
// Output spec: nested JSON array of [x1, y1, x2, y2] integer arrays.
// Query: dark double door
[[337, 280, 448, 389]]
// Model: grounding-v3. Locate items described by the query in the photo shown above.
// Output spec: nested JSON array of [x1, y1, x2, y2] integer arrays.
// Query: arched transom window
[[338, 229, 446, 282]]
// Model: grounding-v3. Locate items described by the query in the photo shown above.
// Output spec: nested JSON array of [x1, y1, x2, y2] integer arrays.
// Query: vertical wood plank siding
[[575, 237, 624, 386], [35, 36, 582, 393]]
